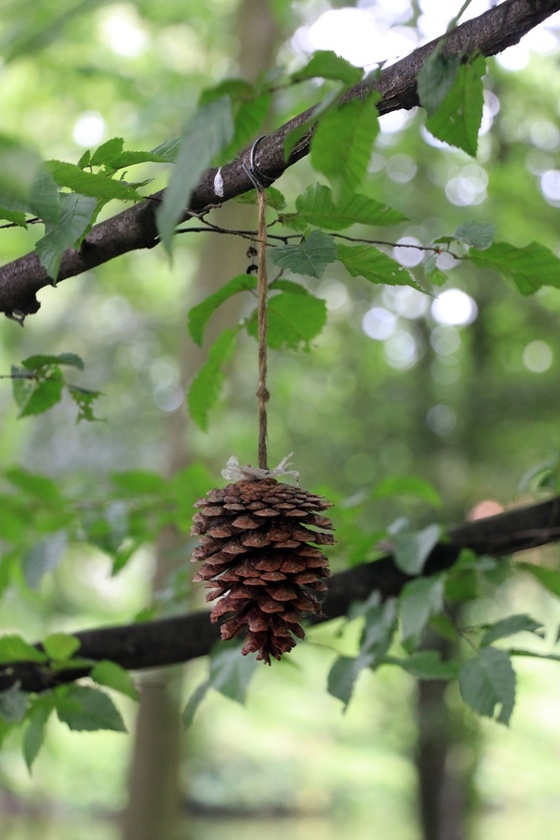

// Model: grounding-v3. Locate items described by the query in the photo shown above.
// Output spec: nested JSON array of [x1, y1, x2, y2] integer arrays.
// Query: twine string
[[256, 187, 269, 471]]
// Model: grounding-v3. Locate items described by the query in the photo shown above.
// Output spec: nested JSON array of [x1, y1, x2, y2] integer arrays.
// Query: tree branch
[[1, 0, 559, 318], [2, 494, 559, 693]]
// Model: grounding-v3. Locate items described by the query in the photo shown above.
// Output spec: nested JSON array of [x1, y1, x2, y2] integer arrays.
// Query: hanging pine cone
[[191, 475, 334, 665]]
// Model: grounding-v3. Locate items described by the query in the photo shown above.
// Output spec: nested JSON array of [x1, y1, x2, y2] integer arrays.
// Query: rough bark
[[2, 494, 559, 692], [1, 0, 559, 318]]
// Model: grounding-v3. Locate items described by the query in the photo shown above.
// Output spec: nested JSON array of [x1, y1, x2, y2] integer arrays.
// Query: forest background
[[1, 1, 560, 839]]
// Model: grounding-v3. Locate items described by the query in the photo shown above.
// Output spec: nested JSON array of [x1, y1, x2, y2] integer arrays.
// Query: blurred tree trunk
[[120, 5, 283, 839]]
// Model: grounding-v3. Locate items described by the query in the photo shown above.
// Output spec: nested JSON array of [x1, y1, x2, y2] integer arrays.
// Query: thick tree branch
[[2, 494, 559, 693], [1, 0, 559, 318]]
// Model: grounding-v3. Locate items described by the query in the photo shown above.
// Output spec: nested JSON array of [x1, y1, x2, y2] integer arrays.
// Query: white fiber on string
[[221, 453, 299, 483]]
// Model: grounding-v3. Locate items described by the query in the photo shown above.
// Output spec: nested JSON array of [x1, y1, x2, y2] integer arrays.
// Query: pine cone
[[191, 477, 334, 664]]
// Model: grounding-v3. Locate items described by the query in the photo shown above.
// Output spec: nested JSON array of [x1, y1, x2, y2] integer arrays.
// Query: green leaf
[[188, 274, 257, 346], [294, 183, 407, 230], [0, 684, 28, 723], [247, 291, 328, 350], [424, 253, 448, 286], [91, 661, 140, 701], [271, 229, 336, 278], [43, 633, 80, 662], [337, 243, 415, 287], [518, 563, 560, 597], [311, 91, 380, 193], [55, 352, 84, 369], [480, 614, 545, 647], [425, 54, 485, 156], [182, 680, 210, 728], [187, 327, 239, 431], [4, 467, 62, 502], [371, 475, 442, 507], [0, 205, 27, 226], [328, 598, 397, 708], [327, 654, 372, 708], [291, 50, 364, 86], [385, 650, 458, 680], [0, 635, 46, 664], [393, 524, 441, 574], [208, 644, 258, 704], [23, 696, 53, 772], [459, 647, 516, 725], [35, 192, 97, 280], [417, 53, 460, 116], [400, 576, 446, 647], [157, 96, 234, 254], [454, 221, 496, 249], [28, 169, 61, 224], [43, 160, 144, 201], [12, 365, 64, 417], [469, 240, 560, 295], [55, 685, 127, 733], [21, 353, 83, 371], [67, 385, 104, 423], [0, 134, 41, 204], [23, 532, 67, 589]]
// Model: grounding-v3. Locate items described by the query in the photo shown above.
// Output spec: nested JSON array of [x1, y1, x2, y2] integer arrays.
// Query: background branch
[[2, 494, 559, 693], [0, 0, 559, 318]]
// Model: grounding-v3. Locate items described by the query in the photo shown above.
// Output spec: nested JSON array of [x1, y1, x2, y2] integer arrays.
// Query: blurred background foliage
[[1, 1, 560, 838]]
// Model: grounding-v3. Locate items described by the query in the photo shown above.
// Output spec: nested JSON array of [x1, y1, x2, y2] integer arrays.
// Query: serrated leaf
[[0, 135, 41, 203], [44, 160, 144, 201], [311, 91, 379, 193], [23, 697, 53, 772], [424, 253, 448, 286], [454, 221, 495, 249], [208, 644, 258, 703], [294, 183, 407, 230], [43, 633, 80, 662], [0, 205, 27, 226], [247, 291, 327, 350], [385, 650, 458, 680], [400, 576, 445, 647], [28, 169, 61, 224], [337, 243, 415, 287], [393, 524, 441, 574], [0, 684, 28, 723], [272, 229, 336, 278], [23, 532, 67, 589], [459, 647, 516, 725], [417, 52, 460, 116], [157, 96, 234, 254], [0, 635, 46, 664], [188, 274, 257, 346], [67, 385, 103, 423], [55, 685, 126, 733], [12, 365, 64, 417], [371, 475, 442, 507], [291, 50, 364, 86], [35, 192, 97, 280], [425, 54, 485, 156], [187, 327, 239, 431], [480, 614, 545, 647], [92, 661, 139, 701], [327, 654, 372, 708], [469, 240, 560, 295]]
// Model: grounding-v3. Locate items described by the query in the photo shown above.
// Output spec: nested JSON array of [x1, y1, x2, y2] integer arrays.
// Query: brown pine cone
[[191, 477, 334, 664]]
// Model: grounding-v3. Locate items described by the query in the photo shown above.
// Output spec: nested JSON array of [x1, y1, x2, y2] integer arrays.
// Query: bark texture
[[1, 0, 559, 318]]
